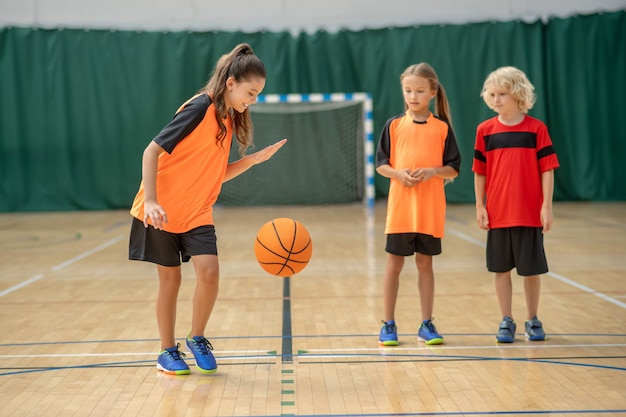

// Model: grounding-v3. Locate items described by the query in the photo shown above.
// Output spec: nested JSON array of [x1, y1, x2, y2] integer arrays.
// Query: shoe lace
[[192, 336, 214, 355], [500, 318, 515, 332], [167, 344, 186, 361], [527, 318, 542, 329], [381, 320, 395, 334], [423, 318, 437, 333]]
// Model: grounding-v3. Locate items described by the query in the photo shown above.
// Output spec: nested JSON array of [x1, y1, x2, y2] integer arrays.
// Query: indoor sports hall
[[1, 1, 625, 416]]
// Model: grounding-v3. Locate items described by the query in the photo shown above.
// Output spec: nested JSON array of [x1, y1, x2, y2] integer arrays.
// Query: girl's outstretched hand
[[251, 139, 287, 164]]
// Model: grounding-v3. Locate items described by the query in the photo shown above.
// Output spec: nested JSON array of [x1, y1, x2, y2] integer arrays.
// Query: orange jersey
[[130, 94, 232, 233], [376, 112, 461, 238]]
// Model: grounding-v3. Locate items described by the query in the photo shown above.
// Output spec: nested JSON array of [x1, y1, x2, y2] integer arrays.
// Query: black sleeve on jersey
[[153, 94, 212, 154], [443, 123, 462, 173], [375, 117, 395, 167]]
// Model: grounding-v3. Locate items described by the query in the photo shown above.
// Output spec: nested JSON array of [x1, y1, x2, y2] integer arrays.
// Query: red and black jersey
[[472, 115, 560, 228], [130, 94, 233, 233]]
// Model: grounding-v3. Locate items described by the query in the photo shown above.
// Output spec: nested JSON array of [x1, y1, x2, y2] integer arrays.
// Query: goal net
[[217, 93, 374, 208]]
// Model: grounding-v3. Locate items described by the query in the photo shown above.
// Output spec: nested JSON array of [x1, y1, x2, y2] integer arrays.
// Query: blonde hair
[[480, 66, 536, 114], [201, 43, 266, 155], [400, 62, 452, 124]]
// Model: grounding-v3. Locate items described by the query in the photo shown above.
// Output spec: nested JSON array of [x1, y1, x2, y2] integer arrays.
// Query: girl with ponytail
[[129, 43, 286, 375]]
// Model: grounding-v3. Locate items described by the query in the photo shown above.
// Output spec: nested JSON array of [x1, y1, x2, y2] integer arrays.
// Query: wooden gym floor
[[0, 202, 624, 417]]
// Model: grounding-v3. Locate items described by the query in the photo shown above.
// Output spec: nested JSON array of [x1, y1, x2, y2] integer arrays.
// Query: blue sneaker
[[379, 320, 398, 346], [418, 318, 444, 345], [525, 316, 546, 341], [496, 316, 517, 343], [157, 344, 190, 375], [186, 334, 217, 374]]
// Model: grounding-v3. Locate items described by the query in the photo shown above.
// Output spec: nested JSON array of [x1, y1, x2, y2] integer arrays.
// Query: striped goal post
[[256, 92, 374, 209]]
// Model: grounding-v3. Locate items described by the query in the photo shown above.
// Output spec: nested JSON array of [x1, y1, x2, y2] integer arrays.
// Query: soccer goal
[[217, 93, 374, 208]]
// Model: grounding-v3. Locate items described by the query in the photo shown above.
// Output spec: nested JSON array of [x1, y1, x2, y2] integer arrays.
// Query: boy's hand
[[540, 205, 553, 232], [476, 207, 489, 230]]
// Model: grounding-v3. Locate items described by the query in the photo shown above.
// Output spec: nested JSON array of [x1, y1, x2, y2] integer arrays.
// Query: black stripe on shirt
[[484, 131, 537, 151], [474, 149, 486, 164], [537, 145, 556, 160]]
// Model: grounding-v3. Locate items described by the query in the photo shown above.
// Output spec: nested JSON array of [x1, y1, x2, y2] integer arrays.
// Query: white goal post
[[255, 92, 374, 209]]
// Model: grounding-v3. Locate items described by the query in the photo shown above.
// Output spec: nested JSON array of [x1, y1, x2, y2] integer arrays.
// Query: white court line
[[0, 274, 44, 298], [546, 271, 626, 309], [52, 235, 125, 271], [448, 228, 626, 309], [0, 343, 624, 360], [0, 235, 125, 298], [0, 353, 156, 358], [300, 343, 626, 353], [0, 350, 272, 359], [447, 228, 486, 248]]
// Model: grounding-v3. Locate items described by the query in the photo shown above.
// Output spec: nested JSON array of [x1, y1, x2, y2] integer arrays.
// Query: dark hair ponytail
[[203, 43, 266, 155]]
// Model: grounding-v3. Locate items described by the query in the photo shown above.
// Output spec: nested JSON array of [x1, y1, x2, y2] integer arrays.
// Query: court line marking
[[546, 270, 626, 308], [294, 355, 626, 372], [282, 277, 293, 363], [254, 410, 625, 416], [1, 342, 625, 359], [0, 235, 125, 298], [2, 352, 624, 377], [0, 274, 44, 298], [447, 228, 626, 309], [299, 343, 626, 352], [0, 350, 273, 358], [52, 235, 125, 271], [1, 333, 624, 348]]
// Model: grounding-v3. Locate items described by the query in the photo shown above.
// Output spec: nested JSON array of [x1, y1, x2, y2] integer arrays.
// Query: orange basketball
[[254, 218, 313, 277]]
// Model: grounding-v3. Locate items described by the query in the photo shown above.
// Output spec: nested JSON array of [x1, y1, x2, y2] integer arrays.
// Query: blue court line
[[0, 359, 156, 376], [0, 357, 278, 376], [282, 277, 293, 363], [294, 352, 626, 371], [1, 351, 623, 417], [1, 333, 624, 347], [1, 353, 624, 417], [244, 411, 626, 416], [2, 350, 624, 377]]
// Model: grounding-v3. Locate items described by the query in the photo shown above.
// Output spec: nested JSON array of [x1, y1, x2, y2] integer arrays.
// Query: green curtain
[[1, 10, 624, 211], [545, 11, 626, 200]]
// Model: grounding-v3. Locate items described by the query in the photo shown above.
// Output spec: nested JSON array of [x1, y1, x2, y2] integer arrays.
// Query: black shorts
[[385, 233, 442, 256], [128, 217, 218, 267], [486, 227, 548, 276]]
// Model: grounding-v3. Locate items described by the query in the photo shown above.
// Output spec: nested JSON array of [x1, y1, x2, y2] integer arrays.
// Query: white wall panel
[[0, 0, 624, 32]]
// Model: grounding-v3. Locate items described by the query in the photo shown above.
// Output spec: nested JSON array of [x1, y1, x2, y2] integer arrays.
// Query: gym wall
[[0, 5, 624, 211]]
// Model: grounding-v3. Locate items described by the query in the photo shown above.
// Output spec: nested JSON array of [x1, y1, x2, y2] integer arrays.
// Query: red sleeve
[[472, 122, 487, 175], [536, 122, 560, 172]]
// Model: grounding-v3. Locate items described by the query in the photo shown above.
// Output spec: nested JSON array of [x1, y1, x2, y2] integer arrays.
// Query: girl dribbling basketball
[[128, 43, 286, 375]]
